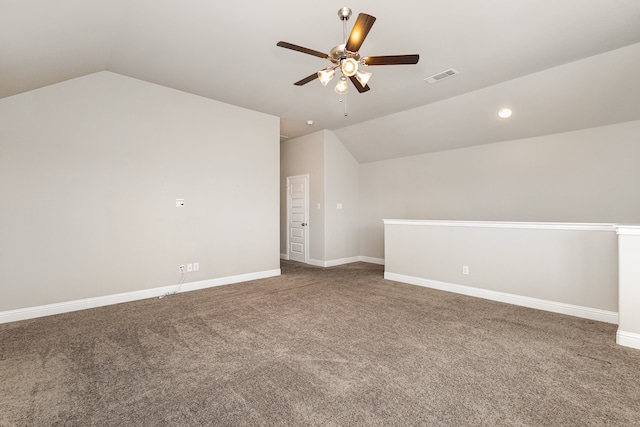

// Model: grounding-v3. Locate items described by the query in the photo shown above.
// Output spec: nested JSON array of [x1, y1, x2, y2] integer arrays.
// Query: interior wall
[[280, 130, 361, 265], [359, 120, 640, 259], [384, 221, 618, 314], [617, 229, 640, 338], [280, 131, 325, 261], [0, 71, 280, 312], [324, 130, 360, 262]]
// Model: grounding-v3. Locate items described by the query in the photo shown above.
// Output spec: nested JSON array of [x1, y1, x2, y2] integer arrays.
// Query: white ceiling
[[2, 0, 640, 162]]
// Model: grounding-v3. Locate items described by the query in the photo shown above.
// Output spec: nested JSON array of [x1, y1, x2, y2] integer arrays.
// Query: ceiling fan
[[277, 7, 420, 95]]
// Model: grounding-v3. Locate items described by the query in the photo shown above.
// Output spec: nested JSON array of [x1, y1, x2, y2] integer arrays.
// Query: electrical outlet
[[462, 265, 469, 275], [187, 263, 193, 272], [179, 265, 185, 273], [193, 262, 199, 271]]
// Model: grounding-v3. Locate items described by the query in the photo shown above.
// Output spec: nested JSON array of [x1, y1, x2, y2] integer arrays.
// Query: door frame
[[286, 174, 309, 264]]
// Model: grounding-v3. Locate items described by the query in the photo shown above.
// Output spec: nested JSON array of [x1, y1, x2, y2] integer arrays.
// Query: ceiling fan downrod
[[338, 7, 352, 44]]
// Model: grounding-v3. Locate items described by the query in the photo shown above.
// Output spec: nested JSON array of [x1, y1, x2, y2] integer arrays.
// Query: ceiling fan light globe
[[355, 69, 372, 87], [318, 68, 335, 86], [341, 58, 358, 77], [335, 76, 349, 94]]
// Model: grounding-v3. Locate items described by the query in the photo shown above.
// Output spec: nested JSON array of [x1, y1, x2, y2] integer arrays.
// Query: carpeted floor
[[1, 260, 640, 426]]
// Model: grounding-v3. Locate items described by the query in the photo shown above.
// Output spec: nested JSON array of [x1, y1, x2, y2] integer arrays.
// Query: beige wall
[[324, 131, 360, 262], [384, 221, 618, 313], [0, 71, 280, 311], [360, 120, 640, 259], [280, 131, 325, 261], [280, 130, 360, 264], [617, 230, 640, 336]]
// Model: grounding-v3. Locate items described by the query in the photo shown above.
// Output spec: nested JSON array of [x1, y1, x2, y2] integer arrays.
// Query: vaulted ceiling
[[2, 0, 640, 162]]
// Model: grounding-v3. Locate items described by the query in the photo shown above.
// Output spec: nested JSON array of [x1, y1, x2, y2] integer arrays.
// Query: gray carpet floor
[[1, 260, 640, 426]]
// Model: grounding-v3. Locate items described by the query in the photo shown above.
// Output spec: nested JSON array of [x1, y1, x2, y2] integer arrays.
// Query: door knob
[[301, 223, 307, 226]]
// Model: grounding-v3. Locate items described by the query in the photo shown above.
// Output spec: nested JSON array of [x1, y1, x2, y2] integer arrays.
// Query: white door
[[287, 175, 309, 263]]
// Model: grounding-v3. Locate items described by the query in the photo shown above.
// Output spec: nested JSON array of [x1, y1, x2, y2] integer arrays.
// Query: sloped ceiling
[[2, 0, 640, 162]]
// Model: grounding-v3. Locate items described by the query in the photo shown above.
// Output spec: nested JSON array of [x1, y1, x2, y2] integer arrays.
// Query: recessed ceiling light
[[498, 108, 512, 119], [306, 120, 314, 125]]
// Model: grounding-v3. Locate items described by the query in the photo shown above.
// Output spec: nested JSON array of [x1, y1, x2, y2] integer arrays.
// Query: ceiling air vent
[[424, 68, 459, 84]]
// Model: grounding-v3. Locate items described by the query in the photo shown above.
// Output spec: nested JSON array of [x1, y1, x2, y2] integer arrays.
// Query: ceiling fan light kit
[[317, 67, 336, 86], [335, 76, 349, 94], [355, 69, 372, 87], [341, 57, 358, 76], [277, 7, 420, 114]]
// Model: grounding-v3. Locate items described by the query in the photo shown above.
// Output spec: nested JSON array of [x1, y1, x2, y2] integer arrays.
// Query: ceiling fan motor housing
[[329, 44, 360, 65]]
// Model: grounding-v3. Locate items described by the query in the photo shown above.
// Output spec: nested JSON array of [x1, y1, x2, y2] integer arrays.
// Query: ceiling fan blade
[[362, 54, 420, 66], [348, 75, 370, 93], [277, 41, 328, 60], [345, 13, 376, 52], [294, 72, 319, 86]]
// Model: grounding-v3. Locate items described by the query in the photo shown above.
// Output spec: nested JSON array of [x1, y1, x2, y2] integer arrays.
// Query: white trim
[[308, 258, 326, 267], [359, 256, 385, 265], [309, 258, 358, 267], [616, 330, 640, 349], [382, 219, 616, 232], [280, 253, 289, 260], [0, 269, 281, 325], [179, 269, 281, 292], [325, 257, 361, 267], [384, 272, 618, 324], [615, 225, 640, 236], [307, 256, 385, 267]]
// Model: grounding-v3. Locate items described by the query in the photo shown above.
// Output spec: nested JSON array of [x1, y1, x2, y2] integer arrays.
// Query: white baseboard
[[325, 256, 361, 267], [287, 255, 380, 266], [308, 256, 385, 267], [359, 256, 385, 265], [384, 272, 619, 324], [617, 330, 640, 349], [179, 269, 281, 293], [0, 269, 281, 325]]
